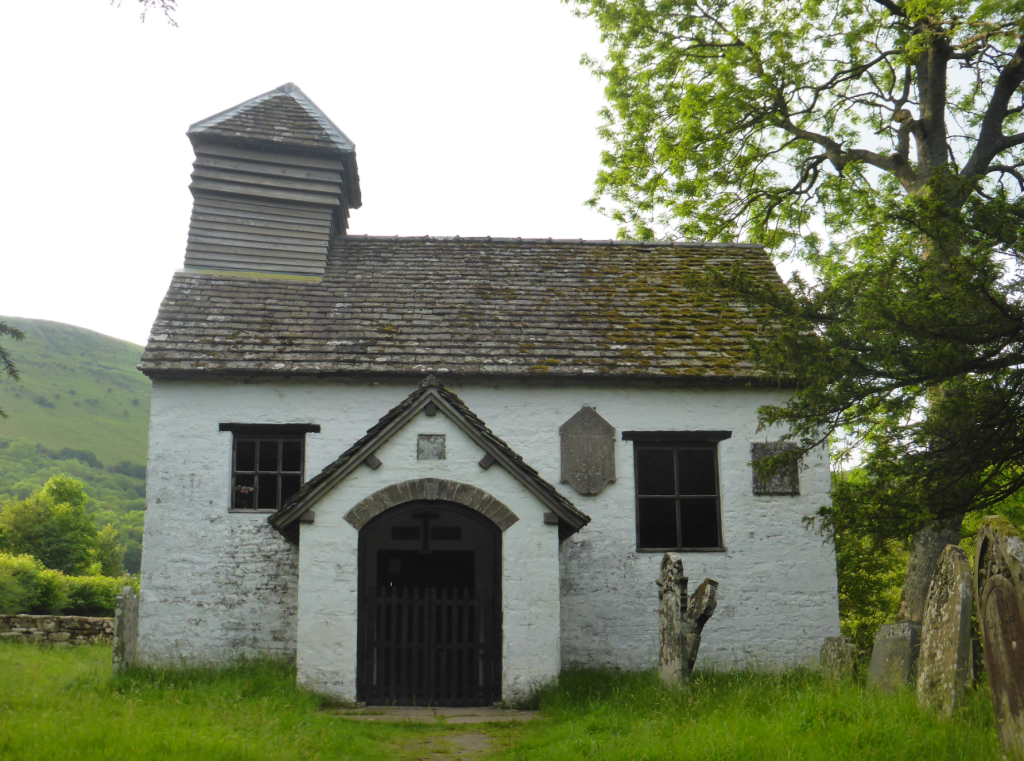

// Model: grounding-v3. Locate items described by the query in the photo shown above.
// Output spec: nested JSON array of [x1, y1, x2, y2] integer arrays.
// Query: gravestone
[[974, 516, 1024, 758], [112, 586, 139, 673], [559, 406, 615, 495], [916, 544, 973, 716], [657, 553, 718, 687], [820, 637, 857, 680], [867, 621, 921, 692]]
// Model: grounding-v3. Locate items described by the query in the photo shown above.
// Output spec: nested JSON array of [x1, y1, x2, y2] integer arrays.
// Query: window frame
[[220, 423, 319, 513], [623, 431, 730, 553]]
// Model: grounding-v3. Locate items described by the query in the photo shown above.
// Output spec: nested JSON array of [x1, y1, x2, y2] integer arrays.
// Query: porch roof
[[268, 376, 590, 542]]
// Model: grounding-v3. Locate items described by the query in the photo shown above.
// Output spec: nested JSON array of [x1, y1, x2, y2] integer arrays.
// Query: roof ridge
[[338, 234, 764, 250], [188, 82, 356, 153]]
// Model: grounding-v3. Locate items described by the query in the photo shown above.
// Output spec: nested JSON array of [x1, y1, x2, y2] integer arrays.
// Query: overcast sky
[[1, 0, 627, 346]]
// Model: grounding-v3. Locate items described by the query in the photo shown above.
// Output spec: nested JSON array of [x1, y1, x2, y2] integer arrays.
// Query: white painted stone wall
[[140, 377, 840, 676], [296, 410, 560, 702]]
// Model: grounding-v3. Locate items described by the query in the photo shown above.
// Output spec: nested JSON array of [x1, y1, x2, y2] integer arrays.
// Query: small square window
[[630, 438, 724, 551], [221, 424, 317, 511]]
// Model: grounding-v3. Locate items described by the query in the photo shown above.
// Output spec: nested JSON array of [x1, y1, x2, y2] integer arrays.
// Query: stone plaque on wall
[[559, 406, 615, 496], [974, 516, 1024, 758], [417, 434, 446, 460], [751, 442, 800, 495]]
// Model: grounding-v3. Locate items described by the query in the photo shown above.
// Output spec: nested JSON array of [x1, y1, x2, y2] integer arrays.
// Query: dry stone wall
[[0, 614, 114, 645]]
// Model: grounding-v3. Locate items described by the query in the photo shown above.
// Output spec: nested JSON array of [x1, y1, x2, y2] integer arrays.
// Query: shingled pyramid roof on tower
[[181, 83, 361, 276], [188, 82, 356, 155]]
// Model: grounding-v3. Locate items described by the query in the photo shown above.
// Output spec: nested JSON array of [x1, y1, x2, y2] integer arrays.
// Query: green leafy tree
[[93, 523, 126, 577], [0, 475, 97, 575], [0, 320, 25, 419], [571, 0, 1024, 621], [111, 0, 178, 25]]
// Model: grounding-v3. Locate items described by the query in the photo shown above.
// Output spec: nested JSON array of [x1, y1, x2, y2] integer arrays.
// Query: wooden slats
[[192, 166, 344, 196], [364, 586, 494, 706], [187, 232, 326, 254], [189, 220, 330, 242], [189, 178, 342, 206], [184, 134, 352, 275], [195, 196, 335, 222], [193, 142, 347, 171], [194, 155, 344, 183]]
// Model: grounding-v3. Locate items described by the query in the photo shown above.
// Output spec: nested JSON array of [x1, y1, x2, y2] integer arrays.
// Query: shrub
[[0, 552, 137, 616], [0, 553, 67, 614], [63, 574, 128, 616]]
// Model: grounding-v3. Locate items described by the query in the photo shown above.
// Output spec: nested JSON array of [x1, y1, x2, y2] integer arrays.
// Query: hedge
[[0, 552, 139, 616]]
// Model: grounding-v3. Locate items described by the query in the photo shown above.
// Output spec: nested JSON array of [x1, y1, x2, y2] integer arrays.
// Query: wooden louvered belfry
[[183, 83, 361, 277]]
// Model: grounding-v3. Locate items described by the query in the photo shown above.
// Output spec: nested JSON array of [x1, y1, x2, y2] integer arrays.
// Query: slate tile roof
[[139, 236, 782, 382], [269, 375, 589, 543], [188, 83, 356, 155]]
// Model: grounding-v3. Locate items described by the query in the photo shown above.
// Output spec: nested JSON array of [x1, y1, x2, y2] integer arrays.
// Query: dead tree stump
[[657, 553, 718, 687]]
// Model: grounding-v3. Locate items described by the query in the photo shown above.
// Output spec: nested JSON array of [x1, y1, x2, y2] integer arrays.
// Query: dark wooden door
[[357, 501, 501, 706]]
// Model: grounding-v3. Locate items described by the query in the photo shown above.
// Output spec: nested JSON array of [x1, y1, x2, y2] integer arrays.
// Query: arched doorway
[[356, 500, 502, 706]]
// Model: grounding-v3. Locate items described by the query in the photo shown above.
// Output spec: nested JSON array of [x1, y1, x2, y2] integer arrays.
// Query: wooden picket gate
[[360, 586, 497, 706]]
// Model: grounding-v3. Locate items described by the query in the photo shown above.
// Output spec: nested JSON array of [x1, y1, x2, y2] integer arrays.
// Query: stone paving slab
[[327, 706, 539, 724]]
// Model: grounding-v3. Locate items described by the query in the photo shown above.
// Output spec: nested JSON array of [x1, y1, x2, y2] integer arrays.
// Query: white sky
[[1, 0, 625, 346]]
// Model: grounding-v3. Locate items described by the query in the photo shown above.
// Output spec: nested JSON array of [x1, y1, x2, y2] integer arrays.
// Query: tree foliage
[[0, 439, 145, 574], [572, 0, 1024, 543], [0, 320, 25, 419], [571, 0, 1024, 247], [111, 0, 178, 26], [0, 475, 98, 575]]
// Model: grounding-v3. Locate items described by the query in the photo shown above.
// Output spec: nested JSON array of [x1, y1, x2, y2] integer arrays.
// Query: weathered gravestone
[[867, 621, 921, 692], [820, 637, 857, 680], [916, 544, 973, 716], [112, 585, 139, 673], [559, 406, 615, 496], [974, 516, 1024, 759], [657, 553, 719, 687]]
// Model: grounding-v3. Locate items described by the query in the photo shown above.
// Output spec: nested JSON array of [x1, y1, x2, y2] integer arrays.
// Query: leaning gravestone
[[867, 621, 921, 692], [657, 553, 718, 687], [916, 545, 973, 716], [974, 516, 1024, 759]]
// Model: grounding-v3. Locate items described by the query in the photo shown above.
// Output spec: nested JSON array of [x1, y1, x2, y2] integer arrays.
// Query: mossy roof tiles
[[140, 236, 783, 382], [188, 83, 355, 155]]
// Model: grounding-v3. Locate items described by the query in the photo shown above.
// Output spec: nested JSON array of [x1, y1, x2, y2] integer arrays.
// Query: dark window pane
[[257, 474, 278, 510], [636, 449, 676, 495], [280, 474, 301, 503], [680, 498, 720, 548], [677, 448, 717, 495], [431, 526, 462, 541], [258, 440, 279, 472], [234, 474, 256, 510], [236, 440, 256, 472], [281, 439, 303, 472], [392, 526, 421, 541], [637, 497, 678, 549]]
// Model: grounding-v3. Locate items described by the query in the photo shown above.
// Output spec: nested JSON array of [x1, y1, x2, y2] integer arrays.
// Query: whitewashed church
[[137, 83, 840, 705]]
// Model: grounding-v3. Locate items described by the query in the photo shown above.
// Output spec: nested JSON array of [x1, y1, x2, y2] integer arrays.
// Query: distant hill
[[0, 316, 150, 466]]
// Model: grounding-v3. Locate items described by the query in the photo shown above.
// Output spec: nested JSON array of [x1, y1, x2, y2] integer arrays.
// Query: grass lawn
[[0, 641, 1006, 760]]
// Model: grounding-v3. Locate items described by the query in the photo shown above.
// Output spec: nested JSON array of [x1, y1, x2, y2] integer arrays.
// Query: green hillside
[[0, 316, 149, 466]]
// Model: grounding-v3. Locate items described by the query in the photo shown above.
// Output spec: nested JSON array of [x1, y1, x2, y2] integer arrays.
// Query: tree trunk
[[895, 514, 966, 622]]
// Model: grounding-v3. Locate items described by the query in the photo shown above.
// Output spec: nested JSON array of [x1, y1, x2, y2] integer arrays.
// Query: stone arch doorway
[[356, 500, 502, 706]]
